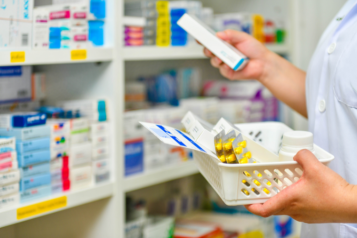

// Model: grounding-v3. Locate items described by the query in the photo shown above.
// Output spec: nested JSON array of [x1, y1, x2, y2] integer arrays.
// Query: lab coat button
[[328, 43, 336, 54], [319, 100, 326, 113]]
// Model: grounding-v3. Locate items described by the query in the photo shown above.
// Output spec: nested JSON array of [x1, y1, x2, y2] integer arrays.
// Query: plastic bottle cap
[[282, 131, 313, 148]]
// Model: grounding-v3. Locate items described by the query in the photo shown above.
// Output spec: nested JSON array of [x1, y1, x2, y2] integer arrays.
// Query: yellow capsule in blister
[[251, 188, 260, 195], [227, 154, 236, 163], [234, 146, 243, 155], [254, 180, 261, 186], [266, 180, 272, 186], [215, 143, 222, 151], [239, 140, 247, 148], [263, 188, 270, 194], [239, 157, 249, 164], [224, 142, 232, 150], [219, 155, 226, 163], [244, 151, 252, 159], [229, 138, 235, 142], [242, 189, 250, 196], [243, 171, 251, 177]]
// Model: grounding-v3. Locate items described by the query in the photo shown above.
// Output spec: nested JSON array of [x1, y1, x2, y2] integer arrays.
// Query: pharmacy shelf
[[0, 182, 114, 228], [123, 44, 290, 61], [124, 160, 199, 192], [0, 48, 113, 66]]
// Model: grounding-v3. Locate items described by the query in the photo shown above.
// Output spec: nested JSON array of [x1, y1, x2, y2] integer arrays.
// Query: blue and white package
[[0, 137, 16, 153], [0, 125, 50, 140], [20, 185, 51, 203], [16, 137, 51, 154], [90, 0, 106, 19], [89, 20, 104, 46], [12, 113, 47, 128], [19, 173, 51, 192], [20, 162, 50, 178], [17, 149, 51, 167]]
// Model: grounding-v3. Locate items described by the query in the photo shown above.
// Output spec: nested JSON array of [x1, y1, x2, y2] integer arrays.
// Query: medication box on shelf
[[92, 159, 110, 183], [0, 125, 50, 141], [0, 159, 18, 173], [70, 164, 92, 190], [0, 137, 16, 153], [20, 162, 50, 178], [0, 0, 33, 49], [0, 183, 19, 197], [0, 66, 32, 104], [17, 149, 51, 167], [19, 173, 51, 192], [0, 112, 47, 129], [32, 8, 50, 49], [1, 193, 20, 209], [16, 138, 51, 154], [20, 185, 51, 203], [69, 142, 92, 167], [177, 14, 248, 71], [0, 170, 20, 186]]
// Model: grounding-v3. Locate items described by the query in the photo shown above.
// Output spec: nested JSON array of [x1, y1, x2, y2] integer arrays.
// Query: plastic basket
[[193, 122, 334, 206]]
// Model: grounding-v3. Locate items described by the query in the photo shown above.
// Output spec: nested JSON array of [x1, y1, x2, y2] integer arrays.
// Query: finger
[[245, 187, 296, 217], [217, 30, 251, 45], [210, 57, 223, 68], [293, 149, 319, 171], [204, 48, 214, 57], [195, 40, 201, 45]]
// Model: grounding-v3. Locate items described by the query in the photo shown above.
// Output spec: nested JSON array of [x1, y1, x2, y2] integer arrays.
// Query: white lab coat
[[303, 0, 357, 237]]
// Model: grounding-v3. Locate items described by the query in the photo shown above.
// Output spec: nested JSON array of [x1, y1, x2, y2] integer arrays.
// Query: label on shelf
[[71, 50, 87, 60], [17, 196, 67, 220], [10, 52, 26, 63]]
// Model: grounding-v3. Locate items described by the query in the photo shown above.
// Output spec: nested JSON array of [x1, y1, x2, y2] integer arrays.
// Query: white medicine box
[[0, 66, 32, 103]]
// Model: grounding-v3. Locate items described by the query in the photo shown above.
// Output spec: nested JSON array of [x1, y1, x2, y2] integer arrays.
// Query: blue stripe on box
[[233, 58, 247, 71], [176, 129, 206, 152]]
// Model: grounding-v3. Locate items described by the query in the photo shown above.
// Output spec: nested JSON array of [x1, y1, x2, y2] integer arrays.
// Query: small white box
[[92, 144, 109, 160], [32, 8, 50, 49], [91, 134, 109, 146], [188, 120, 215, 153], [0, 183, 19, 197], [70, 132, 90, 145], [0, 169, 20, 186], [177, 14, 248, 71], [212, 118, 241, 136], [70, 164, 92, 190], [0, 193, 19, 210], [181, 111, 213, 132], [69, 142, 92, 167], [90, 122, 109, 136], [92, 159, 110, 184]]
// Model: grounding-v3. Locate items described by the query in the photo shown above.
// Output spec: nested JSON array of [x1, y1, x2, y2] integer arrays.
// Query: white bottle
[[279, 131, 316, 161]]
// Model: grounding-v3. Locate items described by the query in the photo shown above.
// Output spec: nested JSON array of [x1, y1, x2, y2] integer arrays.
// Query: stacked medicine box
[[0, 112, 52, 204], [32, 0, 106, 50], [58, 99, 110, 186], [124, 1, 156, 46], [0, 137, 20, 209]]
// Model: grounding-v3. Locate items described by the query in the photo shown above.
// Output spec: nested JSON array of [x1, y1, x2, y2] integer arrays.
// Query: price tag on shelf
[[17, 196, 67, 220], [10, 52, 25, 63], [71, 49, 87, 60]]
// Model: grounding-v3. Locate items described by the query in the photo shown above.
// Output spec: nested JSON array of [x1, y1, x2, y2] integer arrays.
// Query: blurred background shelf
[[123, 44, 290, 61], [0, 48, 113, 66], [124, 161, 199, 192], [0, 182, 114, 228]]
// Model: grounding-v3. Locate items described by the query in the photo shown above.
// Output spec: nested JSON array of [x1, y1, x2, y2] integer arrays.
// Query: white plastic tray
[[193, 122, 334, 206]]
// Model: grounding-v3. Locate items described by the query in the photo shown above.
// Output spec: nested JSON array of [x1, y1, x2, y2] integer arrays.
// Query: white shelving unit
[[0, 183, 114, 228], [0, 48, 113, 66], [0, 0, 329, 237], [124, 161, 199, 192]]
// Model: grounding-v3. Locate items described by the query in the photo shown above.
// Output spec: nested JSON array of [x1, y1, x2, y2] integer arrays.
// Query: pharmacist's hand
[[201, 30, 271, 81], [245, 150, 356, 223]]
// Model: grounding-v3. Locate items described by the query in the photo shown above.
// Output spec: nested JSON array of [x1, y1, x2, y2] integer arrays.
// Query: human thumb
[[293, 149, 319, 171]]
